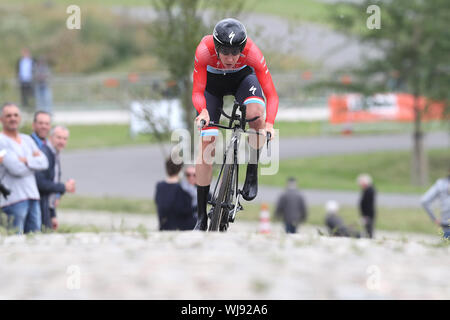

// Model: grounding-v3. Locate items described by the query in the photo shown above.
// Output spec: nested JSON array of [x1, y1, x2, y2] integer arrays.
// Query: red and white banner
[[329, 93, 445, 124]]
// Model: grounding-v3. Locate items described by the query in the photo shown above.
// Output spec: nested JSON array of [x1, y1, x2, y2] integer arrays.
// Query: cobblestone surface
[[0, 211, 448, 299]]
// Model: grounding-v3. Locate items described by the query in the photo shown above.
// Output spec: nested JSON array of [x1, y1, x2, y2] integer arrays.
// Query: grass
[[55, 124, 156, 150], [19, 123, 160, 150], [249, 0, 337, 23], [59, 194, 156, 214], [1, 194, 442, 236], [15, 119, 447, 151], [258, 148, 450, 194], [275, 120, 444, 138], [57, 195, 443, 235]]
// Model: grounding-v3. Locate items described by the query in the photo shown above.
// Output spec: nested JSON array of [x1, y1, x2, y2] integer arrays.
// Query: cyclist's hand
[[265, 122, 274, 141], [434, 219, 441, 226], [196, 109, 210, 129]]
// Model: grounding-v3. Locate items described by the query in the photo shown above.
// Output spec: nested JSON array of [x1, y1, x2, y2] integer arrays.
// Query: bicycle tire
[[209, 163, 233, 231], [219, 164, 237, 232]]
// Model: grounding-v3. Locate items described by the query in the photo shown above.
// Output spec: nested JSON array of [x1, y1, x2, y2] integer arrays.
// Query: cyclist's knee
[[201, 136, 216, 145], [198, 136, 216, 165], [245, 103, 264, 128]]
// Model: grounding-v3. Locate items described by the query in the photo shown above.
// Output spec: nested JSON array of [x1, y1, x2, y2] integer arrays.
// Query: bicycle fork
[[228, 129, 244, 223]]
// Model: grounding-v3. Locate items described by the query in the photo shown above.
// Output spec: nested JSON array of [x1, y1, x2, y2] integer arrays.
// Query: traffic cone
[[259, 203, 271, 234]]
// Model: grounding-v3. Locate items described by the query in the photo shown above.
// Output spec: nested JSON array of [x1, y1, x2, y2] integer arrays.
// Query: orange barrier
[[329, 93, 445, 124], [258, 203, 271, 234], [104, 78, 119, 88]]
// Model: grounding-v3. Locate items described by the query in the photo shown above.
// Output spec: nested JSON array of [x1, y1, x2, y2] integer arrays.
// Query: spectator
[[421, 168, 450, 239], [34, 125, 75, 231], [180, 165, 213, 230], [30, 111, 51, 148], [357, 173, 377, 238], [16, 48, 35, 110], [180, 165, 198, 219], [33, 55, 52, 113], [274, 177, 308, 234], [325, 200, 361, 238], [0, 103, 48, 234], [154, 157, 196, 231]]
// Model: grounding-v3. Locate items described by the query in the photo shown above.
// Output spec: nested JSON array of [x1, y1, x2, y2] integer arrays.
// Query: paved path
[[60, 132, 449, 207]]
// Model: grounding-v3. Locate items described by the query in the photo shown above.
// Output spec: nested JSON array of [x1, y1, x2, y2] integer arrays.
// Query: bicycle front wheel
[[209, 163, 233, 232]]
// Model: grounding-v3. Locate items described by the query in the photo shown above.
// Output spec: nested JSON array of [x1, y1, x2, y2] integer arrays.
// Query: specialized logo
[[249, 86, 257, 95], [229, 31, 235, 45]]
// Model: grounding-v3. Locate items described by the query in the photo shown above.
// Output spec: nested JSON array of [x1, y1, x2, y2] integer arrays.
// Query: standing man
[[421, 168, 450, 239], [35, 125, 75, 231], [0, 103, 48, 234], [357, 173, 377, 238], [193, 18, 279, 230], [16, 48, 35, 109], [274, 177, 308, 234], [31, 111, 51, 149], [33, 55, 52, 113]]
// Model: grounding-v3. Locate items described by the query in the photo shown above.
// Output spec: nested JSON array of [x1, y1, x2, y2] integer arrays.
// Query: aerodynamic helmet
[[213, 18, 247, 55]]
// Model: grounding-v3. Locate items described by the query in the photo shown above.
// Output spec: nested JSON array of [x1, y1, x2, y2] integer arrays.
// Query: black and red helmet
[[213, 18, 247, 55]]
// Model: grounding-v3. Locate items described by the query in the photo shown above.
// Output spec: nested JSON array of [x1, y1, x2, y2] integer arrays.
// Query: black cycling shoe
[[241, 163, 258, 201], [194, 213, 208, 231]]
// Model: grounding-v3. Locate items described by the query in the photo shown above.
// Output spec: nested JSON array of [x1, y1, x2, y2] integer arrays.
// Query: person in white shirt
[[0, 103, 48, 234]]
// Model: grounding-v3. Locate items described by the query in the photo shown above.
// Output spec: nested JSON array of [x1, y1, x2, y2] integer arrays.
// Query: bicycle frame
[[202, 101, 263, 231]]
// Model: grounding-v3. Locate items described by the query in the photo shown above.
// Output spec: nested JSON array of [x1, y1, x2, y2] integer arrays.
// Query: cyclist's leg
[[196, 90, 222, 185], [235, 74, 266, 201], [194, 91, 222, 230]]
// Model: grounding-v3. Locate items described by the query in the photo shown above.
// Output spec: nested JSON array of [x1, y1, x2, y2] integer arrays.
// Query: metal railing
[[0, 72, 333, 111]]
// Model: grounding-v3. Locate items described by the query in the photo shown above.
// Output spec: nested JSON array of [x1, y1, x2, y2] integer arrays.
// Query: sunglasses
[[218, 47, 241, 56], [185, 173, 196, 177]]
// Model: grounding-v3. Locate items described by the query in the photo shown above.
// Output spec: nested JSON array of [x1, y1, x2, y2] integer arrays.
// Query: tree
[[149, 0, 246, 157], [328, 0, 449, 186]]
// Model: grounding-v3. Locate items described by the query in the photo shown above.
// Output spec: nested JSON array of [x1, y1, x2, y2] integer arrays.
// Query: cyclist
[[192, 18, 279, 230]]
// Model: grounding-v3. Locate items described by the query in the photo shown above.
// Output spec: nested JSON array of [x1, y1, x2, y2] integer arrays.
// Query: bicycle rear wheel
[[209, 163, 233, 232]]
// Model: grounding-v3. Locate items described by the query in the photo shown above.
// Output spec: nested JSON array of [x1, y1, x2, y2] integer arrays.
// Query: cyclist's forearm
[[262, 86, 278, 124], [192, 85, 207, 114]]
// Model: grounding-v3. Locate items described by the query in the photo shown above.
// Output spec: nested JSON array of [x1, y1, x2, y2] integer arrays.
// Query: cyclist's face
[[219, 52, 240, 69]]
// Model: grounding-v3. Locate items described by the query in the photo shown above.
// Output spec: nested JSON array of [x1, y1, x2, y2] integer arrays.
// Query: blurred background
[[0, 0, 449, 236]]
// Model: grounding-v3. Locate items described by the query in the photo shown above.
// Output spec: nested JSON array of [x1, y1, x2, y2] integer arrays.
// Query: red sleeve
[[192, 38, 210, 114], [245, 39, 279, 124]]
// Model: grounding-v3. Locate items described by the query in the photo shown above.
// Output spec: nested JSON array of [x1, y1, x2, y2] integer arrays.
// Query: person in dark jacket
[[357, 173, 376, 238], [155, 157, 196, 231], [274, 177, 308, 233], [30, 111, 51, 149], [33, 123, 75, 231]]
